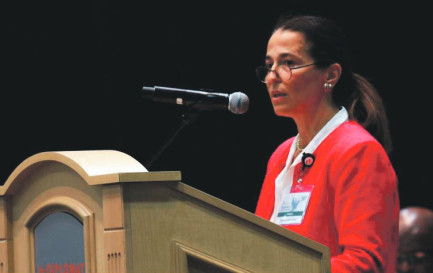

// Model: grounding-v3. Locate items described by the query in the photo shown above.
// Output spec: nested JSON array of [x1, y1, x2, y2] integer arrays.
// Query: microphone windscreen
[[228, 92, 249, 114]]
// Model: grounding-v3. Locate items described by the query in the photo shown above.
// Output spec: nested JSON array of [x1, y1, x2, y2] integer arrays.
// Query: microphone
[[142, 85, 249, 114]]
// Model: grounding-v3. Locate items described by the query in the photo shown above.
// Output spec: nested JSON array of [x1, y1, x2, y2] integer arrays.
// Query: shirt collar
[[289, 106, 349, 166]]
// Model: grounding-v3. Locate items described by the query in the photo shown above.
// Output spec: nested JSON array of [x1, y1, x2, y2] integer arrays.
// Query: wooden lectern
[[0, 150, 330, 273]]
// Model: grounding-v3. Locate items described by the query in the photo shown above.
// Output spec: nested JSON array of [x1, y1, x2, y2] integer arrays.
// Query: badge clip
[[301, 152, 315, 171]]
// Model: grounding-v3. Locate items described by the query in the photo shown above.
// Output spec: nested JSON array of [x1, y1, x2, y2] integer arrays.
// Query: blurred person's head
[[398, 206, 433, 273]]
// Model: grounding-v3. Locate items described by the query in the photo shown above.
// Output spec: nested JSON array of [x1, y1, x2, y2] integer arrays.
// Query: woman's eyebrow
[[265, 52, 296, 61]]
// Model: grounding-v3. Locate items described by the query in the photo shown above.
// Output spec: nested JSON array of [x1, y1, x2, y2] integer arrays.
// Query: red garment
[[255, 121, 399, 273]]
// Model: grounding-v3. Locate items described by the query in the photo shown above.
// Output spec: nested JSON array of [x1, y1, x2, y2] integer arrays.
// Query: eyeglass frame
[[255, 62, 318, 83]]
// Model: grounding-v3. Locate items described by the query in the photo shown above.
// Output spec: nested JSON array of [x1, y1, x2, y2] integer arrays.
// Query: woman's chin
[[272, 105, 292, 117]]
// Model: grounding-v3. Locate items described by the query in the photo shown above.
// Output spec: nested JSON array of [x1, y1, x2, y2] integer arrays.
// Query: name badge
[[275, 184, 314, 225]]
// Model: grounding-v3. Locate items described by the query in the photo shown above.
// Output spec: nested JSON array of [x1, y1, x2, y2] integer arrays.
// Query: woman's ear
[[326, 63, 342, 86]]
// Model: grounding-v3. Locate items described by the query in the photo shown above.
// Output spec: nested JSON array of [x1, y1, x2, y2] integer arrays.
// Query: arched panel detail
[[25, 196, 96, 273]]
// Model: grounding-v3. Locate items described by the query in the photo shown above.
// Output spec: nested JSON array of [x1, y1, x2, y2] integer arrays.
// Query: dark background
[[3, 1, 432, 213]]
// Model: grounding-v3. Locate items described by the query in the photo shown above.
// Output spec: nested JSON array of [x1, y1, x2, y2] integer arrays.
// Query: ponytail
[[348, 73, 392, 154]]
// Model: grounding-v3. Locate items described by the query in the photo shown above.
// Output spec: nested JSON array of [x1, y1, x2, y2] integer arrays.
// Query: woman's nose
[[265, 69, 280, 84]]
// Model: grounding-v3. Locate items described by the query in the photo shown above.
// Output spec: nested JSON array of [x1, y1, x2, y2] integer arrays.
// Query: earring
[[323, 83, 333, 92]]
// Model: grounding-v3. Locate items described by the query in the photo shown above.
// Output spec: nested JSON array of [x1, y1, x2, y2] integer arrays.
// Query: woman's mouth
[[271, 90, 288, 98]]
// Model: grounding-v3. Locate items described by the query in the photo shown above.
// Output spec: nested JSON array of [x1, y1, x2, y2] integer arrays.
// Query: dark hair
[[273, 15, 392, 154]]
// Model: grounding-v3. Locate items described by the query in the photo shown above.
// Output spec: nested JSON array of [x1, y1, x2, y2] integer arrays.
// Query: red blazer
[[255, 121, 399, 273]]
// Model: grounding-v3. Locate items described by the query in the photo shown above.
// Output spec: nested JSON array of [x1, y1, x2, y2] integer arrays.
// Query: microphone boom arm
[[145, 108, 199, 169]]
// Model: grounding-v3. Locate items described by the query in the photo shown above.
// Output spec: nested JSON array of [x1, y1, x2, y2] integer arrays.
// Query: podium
[[0, 150, 330, 273]]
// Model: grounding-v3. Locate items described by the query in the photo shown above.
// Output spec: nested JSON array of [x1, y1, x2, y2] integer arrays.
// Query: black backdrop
[[4, 0, 432, 212]]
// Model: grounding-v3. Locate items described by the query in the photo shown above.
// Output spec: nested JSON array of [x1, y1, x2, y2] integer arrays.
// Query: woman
[[254, 14, 399, 272]]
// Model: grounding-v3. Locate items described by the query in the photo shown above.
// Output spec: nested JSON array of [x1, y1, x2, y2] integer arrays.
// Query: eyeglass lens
[[255, 65, 292, 83]]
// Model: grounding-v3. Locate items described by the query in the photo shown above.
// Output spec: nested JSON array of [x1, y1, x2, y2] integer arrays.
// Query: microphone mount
[[145, 107, 199, 169]]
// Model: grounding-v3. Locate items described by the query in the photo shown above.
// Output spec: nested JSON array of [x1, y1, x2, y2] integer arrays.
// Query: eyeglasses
[[255, 62, 317, 83], [397, 251, 433, 266]]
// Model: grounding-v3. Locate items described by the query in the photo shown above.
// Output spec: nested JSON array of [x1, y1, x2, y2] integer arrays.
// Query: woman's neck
[[295, 105, 339, 149]]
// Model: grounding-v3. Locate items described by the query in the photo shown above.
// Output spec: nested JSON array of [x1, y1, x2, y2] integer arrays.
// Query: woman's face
[[264, 29, 329, 118]]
